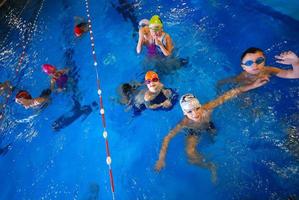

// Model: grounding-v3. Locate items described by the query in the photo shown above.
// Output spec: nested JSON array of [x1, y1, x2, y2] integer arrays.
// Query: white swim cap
[[139, 19, 149, 27], [180, 94, 201, 113]]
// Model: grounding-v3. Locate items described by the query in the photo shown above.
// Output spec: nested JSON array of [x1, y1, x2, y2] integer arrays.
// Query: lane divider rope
[[0, 0, 45, 123], [84, 0, 115, 199]]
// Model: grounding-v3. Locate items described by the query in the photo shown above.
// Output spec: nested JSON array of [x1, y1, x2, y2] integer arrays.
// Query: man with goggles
[[218, 47, 299, 87], [154, 77, 268, 183]]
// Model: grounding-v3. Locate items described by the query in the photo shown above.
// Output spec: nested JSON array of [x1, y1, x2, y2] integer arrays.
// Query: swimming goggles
[[242, 57, 265, 67], [138, 24, 148, 29], [145, 77, 159, 84], [149, 26, 162, 32]]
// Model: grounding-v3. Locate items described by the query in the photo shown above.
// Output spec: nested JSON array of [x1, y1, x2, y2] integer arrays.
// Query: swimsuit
[[185, 121, 216, 136], [149, 90, 168, 105], [53, 71, 68, 89], [147, 33, 167, 57]]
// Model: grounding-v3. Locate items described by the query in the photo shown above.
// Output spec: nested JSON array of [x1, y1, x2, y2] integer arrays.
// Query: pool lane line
[[15, 0, 45, 76], [84, 0, 116, 199], [0, 0, 45, 125], [0, 0, 30, 48]]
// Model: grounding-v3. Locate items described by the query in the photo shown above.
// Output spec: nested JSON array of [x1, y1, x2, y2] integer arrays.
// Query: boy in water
[[155, 78, 267, 182], [15, 89, 51, 109], [144, 71, 174, 110], [218, 48, 299, 87], [118, 81, 147, 115]]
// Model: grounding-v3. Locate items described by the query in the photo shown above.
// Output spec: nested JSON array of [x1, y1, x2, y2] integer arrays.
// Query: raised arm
[[274, 51, 299, 79], [155, 120, 184, 171], [136, 29, 144, 54], [204, 78, 268, 110], [217, 72, 247, 87]]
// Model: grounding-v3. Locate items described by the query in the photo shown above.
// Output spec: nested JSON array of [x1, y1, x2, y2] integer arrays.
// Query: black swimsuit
[[185, 121, 216, 136], [149, 90, 167, 105]]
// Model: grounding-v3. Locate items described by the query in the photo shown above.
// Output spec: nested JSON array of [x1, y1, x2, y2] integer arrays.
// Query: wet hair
[[240, 47, 264, 61], [40, 89, 52, 97], [121, 83, 133, 96]]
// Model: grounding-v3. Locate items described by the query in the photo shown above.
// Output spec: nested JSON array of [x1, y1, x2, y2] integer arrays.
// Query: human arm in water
[[136, 28, 145, 54], [16, 97, 47, 109], [204, 78, 268, 110], [155, 120, 185, 171], [272, 51, 299, 79], [217, 72, 247, 87], [15, 89, 51, 109], [144, 88, 172, 109], [154, 33, 174, 57]]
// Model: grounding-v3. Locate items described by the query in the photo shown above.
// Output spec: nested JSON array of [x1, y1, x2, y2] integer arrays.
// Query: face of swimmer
[[183, 106, 202, 122], [180, 94, 202, 122], [241, 50, 266, 75], [145, 77, 161, 93], [150, 25, 163, 38]]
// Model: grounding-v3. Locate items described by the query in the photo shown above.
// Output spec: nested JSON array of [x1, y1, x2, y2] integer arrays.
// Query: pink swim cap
[[42, 64, 56, 75]]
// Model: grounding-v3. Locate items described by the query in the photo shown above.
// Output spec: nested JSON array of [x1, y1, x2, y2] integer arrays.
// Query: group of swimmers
[[118, 15, 299, 182], [1, 14, 299, 183], [0, 19, 89, 112]]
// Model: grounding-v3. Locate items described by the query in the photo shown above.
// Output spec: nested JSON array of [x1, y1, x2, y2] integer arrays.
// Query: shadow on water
[[51, 48, 99, 132], [111, 0, 139, 34], [0, 143, 11, 156], [83, 183, 99, 200], [52, 99, 97, 132]]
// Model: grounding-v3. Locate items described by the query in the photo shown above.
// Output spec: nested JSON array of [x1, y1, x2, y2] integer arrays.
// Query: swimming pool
[[1, 0, 299, 199]]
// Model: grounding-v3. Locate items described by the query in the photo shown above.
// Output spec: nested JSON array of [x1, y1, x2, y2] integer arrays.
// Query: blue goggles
[[242, 57, 265, 67]]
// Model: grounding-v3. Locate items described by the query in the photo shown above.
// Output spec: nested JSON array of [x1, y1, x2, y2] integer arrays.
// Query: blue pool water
[[1, 0, 299, 199]]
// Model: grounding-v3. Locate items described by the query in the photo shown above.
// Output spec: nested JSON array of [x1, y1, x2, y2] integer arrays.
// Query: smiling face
[[184, 106, 202, 122], [180, 94, 203, 122], [241, 51, 266, 74]]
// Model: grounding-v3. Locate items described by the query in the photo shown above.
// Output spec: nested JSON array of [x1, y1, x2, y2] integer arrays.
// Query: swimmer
[[137, 15, 174, 57], [154, 78, 268, 182], [118, 81, 146, 115], [136, 19, 151, 54], [42, 64, 69, 92], [74, 16, 89, 37], [218, 48, 299, 87], [144, 71, 174, 110], [15, 89, 51, 109], [118, 81, 143, 105], [0, 81, 13, 96]]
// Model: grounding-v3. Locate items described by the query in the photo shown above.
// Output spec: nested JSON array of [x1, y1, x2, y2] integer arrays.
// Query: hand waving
[[275, 51, 299, 66]]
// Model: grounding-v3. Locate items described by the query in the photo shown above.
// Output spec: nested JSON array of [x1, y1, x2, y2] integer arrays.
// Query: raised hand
[[275, 51, 299, 66]]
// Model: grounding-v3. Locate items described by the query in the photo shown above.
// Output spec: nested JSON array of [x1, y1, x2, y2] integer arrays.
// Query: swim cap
[[74, 25, 83, 37], [139, 19, 149, 28], [149, 15, 163, 29], [42, 64, 56, 75], [16, 90, 32, 99], [180, 94, 201, 113], [145, 71, 159, 80]]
